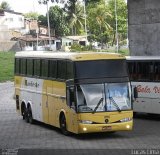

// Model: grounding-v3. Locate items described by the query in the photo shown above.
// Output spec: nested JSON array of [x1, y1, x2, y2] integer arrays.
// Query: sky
[[0, 0, 127, 15], [0, 0, 65, 15]]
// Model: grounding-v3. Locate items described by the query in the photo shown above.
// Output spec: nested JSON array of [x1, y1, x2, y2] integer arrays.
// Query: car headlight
[[79, 120, 93, 124], [120, 118, 132, 122]]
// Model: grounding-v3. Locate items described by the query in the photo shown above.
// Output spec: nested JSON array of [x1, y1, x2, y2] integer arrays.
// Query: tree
[[87, 0, 112, 44], [68, 2, 85, 35], [49, 6, 69, 36], [85, 0, 101, 6], [107, 0, 127, 46], [0, 1, 11, 10], [38, 15, 47, 26], [24, 12, 39, 20]]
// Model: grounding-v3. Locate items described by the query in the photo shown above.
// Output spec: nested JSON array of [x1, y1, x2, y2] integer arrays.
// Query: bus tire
[[24, 108, 29, 123], [21, 103, 26, 120], [28, 106, 34, 124], [60, 114, 69, 136]]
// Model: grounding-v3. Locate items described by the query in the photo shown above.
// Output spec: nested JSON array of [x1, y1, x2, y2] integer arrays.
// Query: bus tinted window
[[48, 60, 57, 78], [128, 61, 160, 82], [34, 59, 41, 77], [66, 61, 74, 79], [75, 60, 128, 79], [27, 59, 33, 76], [57, 60, 66, 80], [15, 58, 20, 74], [41, 60, 48, 77], [20, 59, 26, 75]]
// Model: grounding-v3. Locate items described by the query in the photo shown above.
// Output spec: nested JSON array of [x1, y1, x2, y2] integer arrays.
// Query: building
[[0, 9, 23, 51], [0, 9, 24, 32], [61, 36, 88, 51]]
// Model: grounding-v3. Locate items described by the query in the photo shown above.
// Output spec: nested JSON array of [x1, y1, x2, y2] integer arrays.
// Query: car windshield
[[76, 83, 131, 113]]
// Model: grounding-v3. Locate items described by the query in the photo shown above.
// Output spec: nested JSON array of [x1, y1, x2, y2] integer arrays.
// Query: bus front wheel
[[60, 114, 69, 135]]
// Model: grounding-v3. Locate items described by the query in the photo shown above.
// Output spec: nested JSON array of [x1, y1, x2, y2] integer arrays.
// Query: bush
[[0, 52, 15, 82], [70, 43, 92, 52]]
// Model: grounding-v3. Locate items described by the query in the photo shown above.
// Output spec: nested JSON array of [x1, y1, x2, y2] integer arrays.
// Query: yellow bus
[[15, 51, 133, 135]]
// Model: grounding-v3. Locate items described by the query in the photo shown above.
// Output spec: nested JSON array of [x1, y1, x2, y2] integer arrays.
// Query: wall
[[128, 0, 160, 55], [0, 41, 21, 52]]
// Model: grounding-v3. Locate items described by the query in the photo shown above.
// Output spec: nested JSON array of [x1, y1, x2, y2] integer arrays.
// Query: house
[[0, 9, 24, 51], [61, 36, 88, 51], [18, 21, 60, 51], [19, 34, 61, 51], [0, 9, 24, 32]]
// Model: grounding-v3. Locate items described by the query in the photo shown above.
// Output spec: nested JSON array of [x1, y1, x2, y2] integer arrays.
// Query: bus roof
[[15, 51, 125, 61], [126, 56, 160, 61]]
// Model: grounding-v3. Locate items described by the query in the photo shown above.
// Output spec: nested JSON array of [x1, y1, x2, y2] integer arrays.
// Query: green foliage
[[107, 0, 127, 45], [0, 52, 15, 82], [70, 43, 92, 52], [37, 0, 127, 46], [24, 12, 39, 20], [64, 1, 85, 35], [0, 1, 11, 10], [87, 0, 127, 45], [87, 0, 112, 44], [49, 6, 69, 36], [38, 15, 47, 26]]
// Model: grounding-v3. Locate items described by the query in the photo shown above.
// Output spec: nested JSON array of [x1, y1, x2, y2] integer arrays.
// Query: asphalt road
[[0, 82, 160, 154]]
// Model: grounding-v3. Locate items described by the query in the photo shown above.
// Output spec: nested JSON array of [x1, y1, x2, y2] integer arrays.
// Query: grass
[[0, 52, 15, 82]]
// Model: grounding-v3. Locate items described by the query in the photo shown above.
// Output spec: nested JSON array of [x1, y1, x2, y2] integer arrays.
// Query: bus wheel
[[28, 106, 34, 124], [21, 103, 26, 120], [24, 108, 29, 123], [60, 114, 69, 135]]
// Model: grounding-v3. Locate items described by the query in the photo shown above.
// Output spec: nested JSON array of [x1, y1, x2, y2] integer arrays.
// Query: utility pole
[[115, 0, 119, 53], [38, 0, 51, 50]]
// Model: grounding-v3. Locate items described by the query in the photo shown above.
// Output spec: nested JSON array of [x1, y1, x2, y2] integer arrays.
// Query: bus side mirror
[[134, 87, 138, 99]]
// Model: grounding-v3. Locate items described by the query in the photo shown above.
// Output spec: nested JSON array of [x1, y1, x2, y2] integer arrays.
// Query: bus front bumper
[[78, 121, 133, 134]]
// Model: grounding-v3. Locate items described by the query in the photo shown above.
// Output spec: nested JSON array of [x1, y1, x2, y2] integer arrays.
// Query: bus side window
[[27, 59, 33, 76], [48, 60, 57, 79], [57, 60, 66, 80], [15, 58, 20, 74], [34, 59, 41, 77], [41, 59, 48, 78]]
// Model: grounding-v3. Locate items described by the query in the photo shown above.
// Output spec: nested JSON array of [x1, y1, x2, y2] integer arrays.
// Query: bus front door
[[66, 87, 78, 133]]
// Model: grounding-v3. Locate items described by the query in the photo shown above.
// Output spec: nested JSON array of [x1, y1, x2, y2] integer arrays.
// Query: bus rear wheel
[[60, 114, 69, 135], [28, 106, 34, 124]]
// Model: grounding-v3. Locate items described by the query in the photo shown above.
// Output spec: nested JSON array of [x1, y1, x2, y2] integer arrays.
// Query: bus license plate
[[102, 126, 112, 131]]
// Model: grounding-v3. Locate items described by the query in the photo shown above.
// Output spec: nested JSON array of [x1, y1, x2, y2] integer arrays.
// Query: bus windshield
[[76, 83, 131, 113]]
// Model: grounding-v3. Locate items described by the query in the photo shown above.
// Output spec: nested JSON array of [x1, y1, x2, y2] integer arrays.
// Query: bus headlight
[[120, 118, 132, 122], [79, 120, 93, 124]]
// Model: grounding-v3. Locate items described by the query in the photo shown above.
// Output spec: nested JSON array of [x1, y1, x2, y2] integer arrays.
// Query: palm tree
[[0, 1, 11, 10], [68, 2, 85, 35], [88, 0, 112, 44], [64, 0, 85, 35]]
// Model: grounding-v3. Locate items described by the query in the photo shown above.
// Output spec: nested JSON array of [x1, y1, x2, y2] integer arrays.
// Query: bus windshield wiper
[[109, 96, 121, 112], [92, 98, 104, 114]]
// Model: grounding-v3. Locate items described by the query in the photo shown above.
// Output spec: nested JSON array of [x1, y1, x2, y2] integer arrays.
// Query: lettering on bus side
[[134, 83, 160, 98], [137, 85, 151, 93], [137, 85, 160, 94], [25, 80, 39, 88]]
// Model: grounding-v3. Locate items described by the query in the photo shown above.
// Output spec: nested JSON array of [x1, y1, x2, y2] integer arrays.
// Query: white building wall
[[0, 11, 24, 31]]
